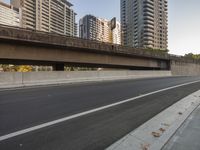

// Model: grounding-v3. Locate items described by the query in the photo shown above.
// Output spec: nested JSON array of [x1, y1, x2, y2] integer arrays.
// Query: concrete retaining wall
[[171, 61, 200, 76], [0, 71, 172, 89]]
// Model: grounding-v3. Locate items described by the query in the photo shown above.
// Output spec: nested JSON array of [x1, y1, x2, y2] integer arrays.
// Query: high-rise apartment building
[[121, 0, 168, 50], [98, 18, 111, 43], [11, 0, 77, 36], [0, 1, 20, 27], [79, 15, 121, 44], [111, 20, 121, 44]]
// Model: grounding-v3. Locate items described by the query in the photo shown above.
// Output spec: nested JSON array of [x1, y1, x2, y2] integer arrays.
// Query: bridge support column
[[53, 64, 65, 71]]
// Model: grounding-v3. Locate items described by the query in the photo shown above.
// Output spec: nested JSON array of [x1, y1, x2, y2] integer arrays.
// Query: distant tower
[[121, 0, 168, 50], [79, 15, 121, 44]]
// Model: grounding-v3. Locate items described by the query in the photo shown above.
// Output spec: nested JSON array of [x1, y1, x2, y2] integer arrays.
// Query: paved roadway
[[0, 76, 200, 150]]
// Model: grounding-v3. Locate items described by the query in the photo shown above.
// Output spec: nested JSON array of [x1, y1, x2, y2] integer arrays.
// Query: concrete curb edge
[[106, 90, 200, 150]]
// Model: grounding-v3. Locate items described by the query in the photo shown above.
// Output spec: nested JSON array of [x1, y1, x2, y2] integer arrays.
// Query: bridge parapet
[[0, 24, 170, 60], [170, 54, 200, 64]]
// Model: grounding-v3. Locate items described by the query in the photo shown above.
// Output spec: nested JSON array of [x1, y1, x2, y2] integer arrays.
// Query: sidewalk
[[163, 105, 200, 150]]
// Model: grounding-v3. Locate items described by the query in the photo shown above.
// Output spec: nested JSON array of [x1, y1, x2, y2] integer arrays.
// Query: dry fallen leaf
[[141, 143, 150, 150], [178, 112, 183, 115], [159, 128, 166, 133], [161, 123, 170, 127], [151, 132, 161, 137]]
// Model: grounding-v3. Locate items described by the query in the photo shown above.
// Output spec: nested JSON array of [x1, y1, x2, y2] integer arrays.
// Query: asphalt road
[[0, 76, 200, 150]]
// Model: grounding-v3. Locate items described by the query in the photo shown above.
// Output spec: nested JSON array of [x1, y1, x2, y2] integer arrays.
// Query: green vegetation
[[64, 67, 97, 71], [184, 53, 200, 60], [0, 65, 98, 72], [0, 65, 33, 72], [146, 47, 169, 53]]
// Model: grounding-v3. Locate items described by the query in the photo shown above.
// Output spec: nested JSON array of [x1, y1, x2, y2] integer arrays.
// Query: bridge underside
[[0, 41, 170, 71], [0, 59, 165, 71]]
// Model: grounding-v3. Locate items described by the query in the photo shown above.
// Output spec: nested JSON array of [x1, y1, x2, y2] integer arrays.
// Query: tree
[[17, 65, 33, 72], [146, 47, 169, 53], [184, 53, 200, 60], [0, 64, 17, 72]]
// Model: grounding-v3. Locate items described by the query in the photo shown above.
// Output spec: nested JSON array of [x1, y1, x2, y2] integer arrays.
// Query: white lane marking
[[1, 80, 200, 142]]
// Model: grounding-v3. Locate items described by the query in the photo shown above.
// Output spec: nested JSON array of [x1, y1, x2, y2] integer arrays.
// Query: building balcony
[[143, 32, 154, 38], [143, 16, 154, 22], [143, 2, 154, 10], [144, 24, 154, 30], [143, 40, 154, 45], [144, 19, 154, 26], [144, 0, 154, 5], [143, 35, 154, 41], [143, 12, 154, 19], [144, 28, 154, 34], [143, 7, 154, 14]]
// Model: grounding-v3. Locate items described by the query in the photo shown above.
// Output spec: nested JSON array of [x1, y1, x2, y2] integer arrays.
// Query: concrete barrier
[[0, 72, 23, 88], [0, 71, 172, 89], [23, 71, 100, 86], [126, 70, 172, 78]]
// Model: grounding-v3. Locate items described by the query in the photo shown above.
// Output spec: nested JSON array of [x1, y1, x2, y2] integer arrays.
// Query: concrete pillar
[[53, 64, 65, 71]]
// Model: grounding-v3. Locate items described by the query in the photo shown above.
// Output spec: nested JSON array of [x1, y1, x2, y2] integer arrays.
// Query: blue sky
[[4, 0, 200, 55]]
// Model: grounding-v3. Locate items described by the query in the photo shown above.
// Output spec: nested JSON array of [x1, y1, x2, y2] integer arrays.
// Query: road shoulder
[[106, 90, 200, 150]]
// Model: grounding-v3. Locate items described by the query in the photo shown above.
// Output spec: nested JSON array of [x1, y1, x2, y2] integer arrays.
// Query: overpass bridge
[[0, 25, 171, 70]]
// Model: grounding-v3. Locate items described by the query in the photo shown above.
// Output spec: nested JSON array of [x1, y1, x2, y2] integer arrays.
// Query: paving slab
[[162, 105, 200, 150]]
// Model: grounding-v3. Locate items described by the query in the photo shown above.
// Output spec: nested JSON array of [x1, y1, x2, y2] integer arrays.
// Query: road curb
[[106, 90, 200, 150]]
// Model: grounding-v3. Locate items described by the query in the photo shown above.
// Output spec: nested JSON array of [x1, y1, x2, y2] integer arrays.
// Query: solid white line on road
[[106, 90, 200, 150], [1, 79, 200, 142]]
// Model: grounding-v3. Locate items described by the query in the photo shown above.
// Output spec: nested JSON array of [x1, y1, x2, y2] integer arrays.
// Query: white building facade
[[0, 1, 20, 27], [111, 20, 121, 45], [11, 0, 77, 36]]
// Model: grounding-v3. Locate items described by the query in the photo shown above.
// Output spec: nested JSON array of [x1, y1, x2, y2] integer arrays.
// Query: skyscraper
[[79, 15, 121, 44], [121, 0, 168, 50], [11, 0, 77, 36], [111, 20, 121, 45]]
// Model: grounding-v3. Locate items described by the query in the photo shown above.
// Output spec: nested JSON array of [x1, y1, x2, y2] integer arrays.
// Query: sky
[[4, 0, 200, 55]]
